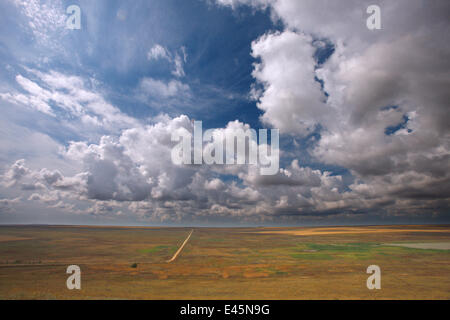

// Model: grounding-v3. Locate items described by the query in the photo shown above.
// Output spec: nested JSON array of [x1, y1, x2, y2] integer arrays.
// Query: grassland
[[0, 224, 449, 299]]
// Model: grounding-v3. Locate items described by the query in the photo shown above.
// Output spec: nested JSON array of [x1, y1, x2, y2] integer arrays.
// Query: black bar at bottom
[[0, 300, 447, 319]]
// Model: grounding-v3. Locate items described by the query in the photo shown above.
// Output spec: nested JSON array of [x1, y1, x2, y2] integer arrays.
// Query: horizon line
[[1, 222, 449, 229]]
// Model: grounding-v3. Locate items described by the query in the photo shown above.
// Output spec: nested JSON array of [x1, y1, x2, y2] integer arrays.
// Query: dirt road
[[166, 229, 193, 263]]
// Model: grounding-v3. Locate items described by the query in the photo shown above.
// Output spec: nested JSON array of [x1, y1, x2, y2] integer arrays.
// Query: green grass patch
[[265, 267, 289, 276], [305, 242, 375, 252], [290, 253, 334, 260], [137, 245, 173, 254], [289, 242, 379, 260], [374, 245, 450, 256], [289, 242, 448, 261]]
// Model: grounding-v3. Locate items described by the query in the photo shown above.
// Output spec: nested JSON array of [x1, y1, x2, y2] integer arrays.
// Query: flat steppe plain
[[0, 224, 449, 299]]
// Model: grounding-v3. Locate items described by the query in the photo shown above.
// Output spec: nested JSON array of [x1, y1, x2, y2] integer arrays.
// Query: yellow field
[[253, 226, 450, 236], [0, 225, 449, 299]]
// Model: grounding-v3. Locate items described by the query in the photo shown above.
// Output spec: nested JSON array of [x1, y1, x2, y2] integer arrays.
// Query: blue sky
[[1, 1, 274, 132], [0, 0, 449, 226]]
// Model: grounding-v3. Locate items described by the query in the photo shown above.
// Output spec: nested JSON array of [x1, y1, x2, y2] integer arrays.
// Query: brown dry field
[[0, 224, 449, 299]]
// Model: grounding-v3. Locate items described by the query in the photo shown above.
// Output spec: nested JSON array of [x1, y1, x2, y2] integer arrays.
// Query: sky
[[0, 0, 449, 226]]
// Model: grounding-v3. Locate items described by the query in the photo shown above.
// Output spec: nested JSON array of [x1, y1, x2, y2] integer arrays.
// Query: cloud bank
[[0, 0, 448, 224]]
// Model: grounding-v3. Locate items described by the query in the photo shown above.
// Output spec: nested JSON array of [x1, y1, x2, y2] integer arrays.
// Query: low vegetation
[[0, 225, 449, 299]]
